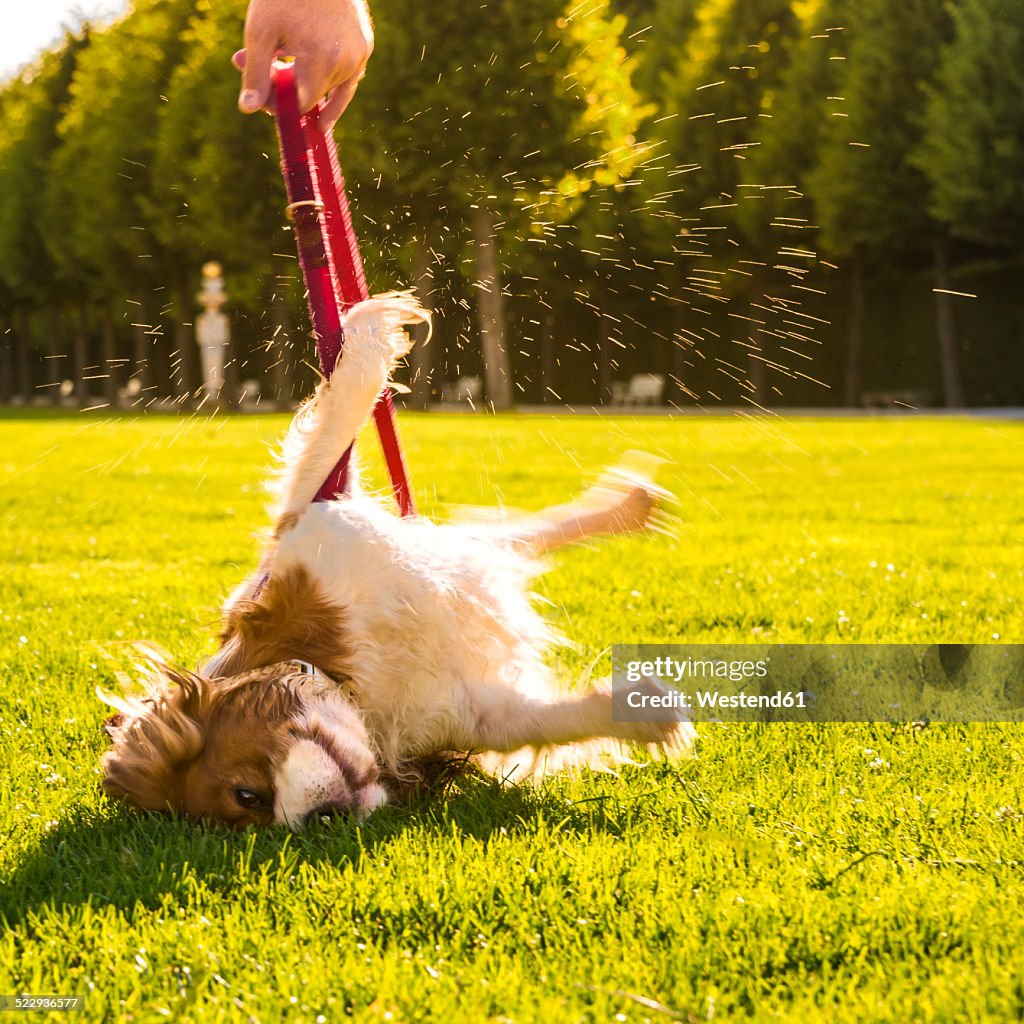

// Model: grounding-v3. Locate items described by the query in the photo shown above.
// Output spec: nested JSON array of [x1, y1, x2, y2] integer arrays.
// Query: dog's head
[[100, 656, 387, 829]]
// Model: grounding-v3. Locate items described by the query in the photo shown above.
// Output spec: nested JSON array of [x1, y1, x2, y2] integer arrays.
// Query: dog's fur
[[100, 293, 694, 829]]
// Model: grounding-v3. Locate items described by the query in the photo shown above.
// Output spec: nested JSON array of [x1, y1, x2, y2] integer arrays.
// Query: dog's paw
[[577, 451, 677, 537], [615, 676, 695, 751], [636, 717, 698, 757], [606, 480, 660, 534]]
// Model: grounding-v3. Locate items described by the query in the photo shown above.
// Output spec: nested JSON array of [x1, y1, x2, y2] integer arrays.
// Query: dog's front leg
[[271, 293, 429, 532], [462, 681, 687, 753]]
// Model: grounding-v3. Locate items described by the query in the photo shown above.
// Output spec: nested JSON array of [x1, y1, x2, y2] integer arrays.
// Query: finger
[[318, 77, 361, 127], [292, 52, 337, 115], [232, 48, 247, 71], [239, 31, 277, 113]]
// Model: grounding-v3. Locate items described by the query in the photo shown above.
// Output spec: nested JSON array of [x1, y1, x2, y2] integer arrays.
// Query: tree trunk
[[216, 274, 242, 411], [746, 271, 768, 406], [667, 261, 695, 406], [470, 204, 513, 410], [844, 256, 865, 407], [269, 285, 294, 410], [409, 232, 436, 410], [540, 308, 556, 404], [0, 321, 11, 404], [74, 307, 89, 408], [934, 233, 965, 408], [14, 311, 33, 403], [101, 307, 120, 409], [747, 353, 767, 406], [130, 298, 152, 404], [597, 316, 613, 405], [595, 278, 613, 405], [670, 301, 696, 406], [222, 322, 240, 411], [46, 311, 64, 405], [176, 277, 198, 402]]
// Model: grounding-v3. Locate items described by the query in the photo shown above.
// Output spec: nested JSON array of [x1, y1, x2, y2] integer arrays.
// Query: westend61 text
[[625, 689, 809, 710]]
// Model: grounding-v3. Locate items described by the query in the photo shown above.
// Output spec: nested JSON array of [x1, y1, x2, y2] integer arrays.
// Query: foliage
[[150, 0, 288, 311], [807, 0, 953, 262], [742, 0, 847, 222], [915, 0, 1024, 249], [0, 34, 87, 302], [0, 0, 1022, 404], [40, 0, 196, 302], [353, 0, 640, 214]]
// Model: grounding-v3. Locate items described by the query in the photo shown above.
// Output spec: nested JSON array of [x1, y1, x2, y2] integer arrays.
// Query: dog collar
[[290, 660, 339, 686]]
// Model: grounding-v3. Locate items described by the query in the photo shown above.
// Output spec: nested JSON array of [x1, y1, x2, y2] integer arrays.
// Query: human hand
[[235, 0, 373, 125]]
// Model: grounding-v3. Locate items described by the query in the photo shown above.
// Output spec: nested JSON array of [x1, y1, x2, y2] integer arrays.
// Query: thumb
[[318, 78, 360, 128], [239, 33, 275, 113]]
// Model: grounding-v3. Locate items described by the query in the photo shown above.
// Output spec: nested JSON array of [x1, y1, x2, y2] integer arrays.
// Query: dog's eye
[[234, 788, 270, 810]]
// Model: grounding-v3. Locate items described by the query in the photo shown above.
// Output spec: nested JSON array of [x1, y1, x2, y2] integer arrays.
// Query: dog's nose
[[305, 799, 355, 824]]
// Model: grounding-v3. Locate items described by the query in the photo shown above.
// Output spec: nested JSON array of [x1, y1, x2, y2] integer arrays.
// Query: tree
[[642, 0, 802, 404], [0, 33, 88, 402], [512, 0, 656, 406], [41, 0, 196, 405], [807, 0, 961, 405], [151, 0, 292, 403], [346, 0, 652, 408], [734, 1, 848, 404], [916, 0, 1024, 251], [915, 0, 1024, 410], [5, 0, 1016, 409]]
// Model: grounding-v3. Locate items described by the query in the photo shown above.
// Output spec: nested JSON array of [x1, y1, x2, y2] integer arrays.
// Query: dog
[[99, 293, 695, 829]]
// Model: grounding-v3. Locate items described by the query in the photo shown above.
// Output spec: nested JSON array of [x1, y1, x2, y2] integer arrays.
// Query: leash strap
[[273, 62, 415, 515]]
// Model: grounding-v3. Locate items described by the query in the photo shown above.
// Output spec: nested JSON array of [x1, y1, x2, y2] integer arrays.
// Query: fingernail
[[239, 89, 261, 112]]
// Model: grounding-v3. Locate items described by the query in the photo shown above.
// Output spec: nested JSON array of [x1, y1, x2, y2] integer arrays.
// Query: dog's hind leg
[[474, 474, 667, 557], [269, 293, 429, 533]]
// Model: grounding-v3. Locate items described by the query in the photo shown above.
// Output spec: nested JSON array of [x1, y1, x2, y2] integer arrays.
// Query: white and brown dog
[[100, 293, 694, 829]]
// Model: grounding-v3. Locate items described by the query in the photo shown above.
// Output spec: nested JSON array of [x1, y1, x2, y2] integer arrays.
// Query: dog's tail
[[267, 291, 430, 533]]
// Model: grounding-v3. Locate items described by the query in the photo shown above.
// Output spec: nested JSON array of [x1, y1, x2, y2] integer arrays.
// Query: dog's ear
[[99, 667, 210, 814]]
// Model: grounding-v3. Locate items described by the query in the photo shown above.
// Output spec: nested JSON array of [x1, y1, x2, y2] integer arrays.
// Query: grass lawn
[[1, 409, 1022, 1022]]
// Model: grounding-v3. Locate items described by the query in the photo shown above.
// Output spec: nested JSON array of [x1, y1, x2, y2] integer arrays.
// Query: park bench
[[617, 373, 666, 406], [440, 375, 483, 405]]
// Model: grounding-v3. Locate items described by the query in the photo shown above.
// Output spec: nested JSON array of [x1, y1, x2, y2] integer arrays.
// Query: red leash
[[272, 62, 416, 515]]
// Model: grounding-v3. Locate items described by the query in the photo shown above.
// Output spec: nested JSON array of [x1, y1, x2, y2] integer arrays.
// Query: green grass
[[2, 409, 1023, 1022]]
